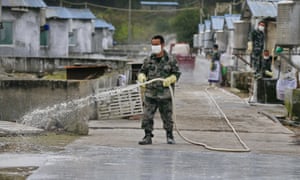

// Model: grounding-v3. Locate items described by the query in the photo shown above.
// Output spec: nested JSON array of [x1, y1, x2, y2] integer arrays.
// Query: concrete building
[[203, 19, 214, 53], [0, 0, 47, 57], [211, 16, 227, 52], [40, 6, 96, 57], [241, 0, 278, 52], [224, 14, 241, 55], [93, 19, 115, 53]]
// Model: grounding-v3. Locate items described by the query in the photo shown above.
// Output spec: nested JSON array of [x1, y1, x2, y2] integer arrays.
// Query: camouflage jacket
[[249, 29, 264, 53], [139, 50, 181, 99]]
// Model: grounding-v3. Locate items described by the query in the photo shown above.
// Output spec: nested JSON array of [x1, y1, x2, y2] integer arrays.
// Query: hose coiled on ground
[[138, 78, 250, 152]]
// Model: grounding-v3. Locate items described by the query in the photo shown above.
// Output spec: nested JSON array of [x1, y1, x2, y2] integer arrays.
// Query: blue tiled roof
[[224, 14, 241, 30], [94, 19, 115, 31], [246, 0, 278, 18], [108, 24, 115, 31], [94, 19, 110, 29], [211, 16, 225, 31], [46, 7, 96, 20], [2, 0, 47, 8], [140, 1, 179, 6]]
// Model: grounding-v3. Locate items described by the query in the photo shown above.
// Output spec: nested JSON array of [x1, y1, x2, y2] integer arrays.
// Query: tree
[[171, 9, 200, 46]]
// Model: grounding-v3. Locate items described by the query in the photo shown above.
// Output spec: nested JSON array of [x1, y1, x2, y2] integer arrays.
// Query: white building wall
[[40, 19, 69, 57], [0, 9, 41, 57], [69, 20, 93, 54]]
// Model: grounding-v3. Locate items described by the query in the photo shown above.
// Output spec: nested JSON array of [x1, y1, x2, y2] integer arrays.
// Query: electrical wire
[[139, 78, 251, 152], [62, 0, 199, 13]]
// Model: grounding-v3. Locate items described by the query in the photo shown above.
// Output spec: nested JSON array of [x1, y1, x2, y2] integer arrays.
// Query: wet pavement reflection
[[27, 146, 300, 180]]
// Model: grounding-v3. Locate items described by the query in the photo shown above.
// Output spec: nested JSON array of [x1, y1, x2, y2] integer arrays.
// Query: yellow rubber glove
[[247, 41, 253, 54], [137, 73, 146, 87], [163, 75, 177, 87], [265, 70, 273, 77]]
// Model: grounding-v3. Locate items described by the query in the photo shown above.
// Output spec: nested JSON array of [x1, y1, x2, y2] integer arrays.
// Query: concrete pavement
[[0, 121, 44, 136], [1, 56, 300, 179]]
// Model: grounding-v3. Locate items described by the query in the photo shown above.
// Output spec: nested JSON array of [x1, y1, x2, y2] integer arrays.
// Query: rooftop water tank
[[277, 0, 300, 47], [233, 20, 250, 50], [204, 31, 214, 49]]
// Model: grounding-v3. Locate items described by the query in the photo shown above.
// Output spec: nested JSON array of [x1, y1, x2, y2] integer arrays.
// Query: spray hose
[[139, 78, 250, 152]]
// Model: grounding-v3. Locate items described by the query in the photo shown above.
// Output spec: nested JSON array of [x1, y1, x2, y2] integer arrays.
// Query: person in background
[[117, 74, 126, 86], [137, 35, 181, 145], [247, 21, 265, 79], [261, 49, 273, 78], [208, 44, 222, 86]]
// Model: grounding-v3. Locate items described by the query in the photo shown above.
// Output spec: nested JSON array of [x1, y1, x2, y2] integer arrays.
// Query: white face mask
[[264, 56, 269, 59], [258, 25, 265, 32], [151, 45, 161, 54]]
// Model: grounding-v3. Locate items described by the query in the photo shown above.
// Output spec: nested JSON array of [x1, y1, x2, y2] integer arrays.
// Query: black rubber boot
[[138, 130, 153, 145], [166, 131, 175, 144]]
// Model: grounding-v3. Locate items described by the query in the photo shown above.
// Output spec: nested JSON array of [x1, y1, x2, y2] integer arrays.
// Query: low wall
[[0, 56, 132, 135], [0, 56, 129, 74], [285, 88, 300, 121], [230, 71, 253, 91], [0, 73, 123, 135]]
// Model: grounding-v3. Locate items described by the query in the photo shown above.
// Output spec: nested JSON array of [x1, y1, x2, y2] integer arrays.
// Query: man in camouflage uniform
[[137, 35, 181, 145], [248, 21, 265, 78]]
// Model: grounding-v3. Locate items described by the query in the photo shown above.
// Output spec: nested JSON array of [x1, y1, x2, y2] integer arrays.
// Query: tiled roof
[[2, 0, 47, 8], [224, 14, 241, 30], [46, 7, 96, 20], [246, 0, 278, 18], [211, 16, 225, 31]]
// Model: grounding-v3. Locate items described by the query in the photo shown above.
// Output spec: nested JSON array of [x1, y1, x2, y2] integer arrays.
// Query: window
[[40, 30, 49, 46], [0, 22, 13, 45], [69, 30, 77, 46]]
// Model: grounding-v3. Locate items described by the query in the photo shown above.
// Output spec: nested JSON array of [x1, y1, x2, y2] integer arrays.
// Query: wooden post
[[296, 70, 299, 88]]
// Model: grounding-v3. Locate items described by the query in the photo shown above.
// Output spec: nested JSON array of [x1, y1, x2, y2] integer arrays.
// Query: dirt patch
[[0, 166, 38, 180], [0, 132, 79, 153]]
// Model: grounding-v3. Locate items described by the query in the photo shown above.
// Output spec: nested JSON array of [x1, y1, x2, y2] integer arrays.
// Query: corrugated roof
[[2, 0, 47, 8], [224, 14, 241, 30], [211, 16, 225, 31], [108, 23, 115, 31], [46, 7, 96, 20], [198, 24, 205, 33], [94, 19, 110, 29], [247, 0, 278, 18], [140, 1, 179, 6], [94, 19, 115, 31], [204, 20, 211, 31]]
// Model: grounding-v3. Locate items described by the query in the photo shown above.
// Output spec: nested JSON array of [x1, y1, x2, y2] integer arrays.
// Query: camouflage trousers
[[250, 51, 262, 74], [141, 96, 174, 132]]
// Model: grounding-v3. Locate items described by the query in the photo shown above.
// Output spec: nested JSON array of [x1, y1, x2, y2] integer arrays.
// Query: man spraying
[[137, 35, 181, 145]]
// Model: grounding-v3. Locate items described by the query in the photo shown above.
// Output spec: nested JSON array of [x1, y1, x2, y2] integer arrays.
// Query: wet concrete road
[[26, 146, 300, 180], [1, 55, 300, 179]]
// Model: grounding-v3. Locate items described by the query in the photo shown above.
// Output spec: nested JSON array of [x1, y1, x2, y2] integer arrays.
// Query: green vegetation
[[43, 71, 66, 80], [171, 10, 200, 45]]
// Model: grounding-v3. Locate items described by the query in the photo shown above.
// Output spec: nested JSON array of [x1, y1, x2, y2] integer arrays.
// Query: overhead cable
[[62, 0, 199, 12]]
